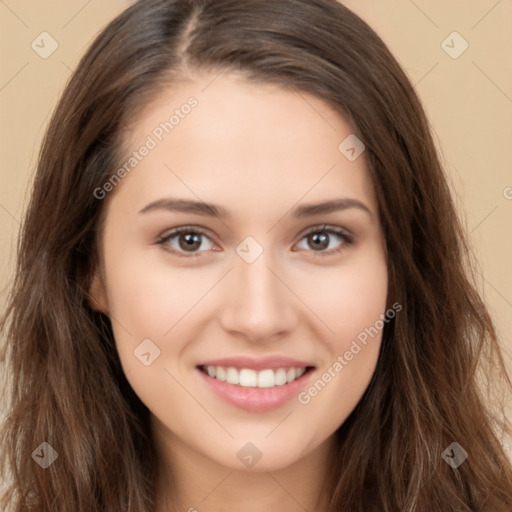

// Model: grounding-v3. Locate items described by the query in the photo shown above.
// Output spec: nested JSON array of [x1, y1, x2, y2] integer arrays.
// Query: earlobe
[[88, 271, 109, 314]]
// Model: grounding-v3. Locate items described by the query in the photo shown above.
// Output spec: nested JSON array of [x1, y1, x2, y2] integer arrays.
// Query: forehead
[[110, 72, 377, 218]]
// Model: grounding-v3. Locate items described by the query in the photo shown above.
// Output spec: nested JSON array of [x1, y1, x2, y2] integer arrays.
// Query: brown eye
[[177, 232, 203, 251], [295, 225, 353, 256], [156, 227, 216, 257], [307, 232, 330, 251]]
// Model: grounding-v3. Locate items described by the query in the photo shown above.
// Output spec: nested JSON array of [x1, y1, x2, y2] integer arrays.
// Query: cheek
[[332, 264, 387, 345], [104, 236, 223, 327], [101, 252, 220, 415], [296, 247, 388, 349], [292, 248, 387, 421], [102, 245, 224, 374]]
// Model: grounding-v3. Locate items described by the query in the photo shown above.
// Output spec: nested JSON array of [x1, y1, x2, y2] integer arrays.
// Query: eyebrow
[[138, 197, 373, 219]]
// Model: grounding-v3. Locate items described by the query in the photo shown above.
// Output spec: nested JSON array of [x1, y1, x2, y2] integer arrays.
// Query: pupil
[[180, 233, 201, 251], [310, 232, 328, 250]]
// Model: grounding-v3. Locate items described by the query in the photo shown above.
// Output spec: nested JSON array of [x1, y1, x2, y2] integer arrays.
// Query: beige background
[[0, 0, 511, 425]]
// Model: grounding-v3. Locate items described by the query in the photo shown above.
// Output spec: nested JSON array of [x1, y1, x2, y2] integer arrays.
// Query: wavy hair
[[1, 0, 512, 510]]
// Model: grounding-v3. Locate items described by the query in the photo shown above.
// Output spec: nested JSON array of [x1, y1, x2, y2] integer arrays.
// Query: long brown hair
[[1, 0, 511, 510]]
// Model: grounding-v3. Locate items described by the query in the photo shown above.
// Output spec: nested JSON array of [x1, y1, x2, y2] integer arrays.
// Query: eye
[[156, 224, 353, 258], [156, 226, 217, 257], [294, 224, 353, 256]]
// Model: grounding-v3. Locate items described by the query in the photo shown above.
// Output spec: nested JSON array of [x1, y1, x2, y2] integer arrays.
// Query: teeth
[[239, 369, 257, 387], [216, 366, 226, 382], [226, 367, 239, 385], [257, 369, 274, 388], [275, 368, 287, 385], [203, 365, 308, 388]]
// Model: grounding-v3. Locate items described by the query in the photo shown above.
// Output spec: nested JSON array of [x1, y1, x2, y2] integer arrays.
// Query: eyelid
[[296, 223, 353, 240]]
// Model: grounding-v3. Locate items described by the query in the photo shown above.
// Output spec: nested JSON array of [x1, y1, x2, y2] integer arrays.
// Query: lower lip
[[197, 367, 315, 412]]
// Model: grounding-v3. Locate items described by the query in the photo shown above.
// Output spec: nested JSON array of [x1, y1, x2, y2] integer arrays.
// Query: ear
[[88, 271, 109, 314]]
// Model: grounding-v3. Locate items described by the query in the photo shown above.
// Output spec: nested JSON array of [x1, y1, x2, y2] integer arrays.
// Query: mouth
[[197, 364, 314, 389], [195, 358, 316, 412]]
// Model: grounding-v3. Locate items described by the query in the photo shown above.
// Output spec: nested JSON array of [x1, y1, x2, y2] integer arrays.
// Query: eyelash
[[155, 224, 354, 259]]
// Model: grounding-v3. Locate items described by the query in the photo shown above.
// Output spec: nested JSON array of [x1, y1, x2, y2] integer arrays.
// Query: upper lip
[[197, 356, 316, 371]]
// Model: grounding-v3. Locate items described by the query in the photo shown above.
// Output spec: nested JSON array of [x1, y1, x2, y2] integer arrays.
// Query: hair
[[1, 0, 512, 510]]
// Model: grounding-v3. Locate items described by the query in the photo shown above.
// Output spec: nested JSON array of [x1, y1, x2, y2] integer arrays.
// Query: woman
[[1, 0, 511, 510]]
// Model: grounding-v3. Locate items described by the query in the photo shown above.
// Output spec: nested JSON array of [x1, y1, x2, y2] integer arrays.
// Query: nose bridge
[[219, 245, 297, 342]]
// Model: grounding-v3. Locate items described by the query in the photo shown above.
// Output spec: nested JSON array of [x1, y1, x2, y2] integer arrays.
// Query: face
[[90, 71, 388, 473]]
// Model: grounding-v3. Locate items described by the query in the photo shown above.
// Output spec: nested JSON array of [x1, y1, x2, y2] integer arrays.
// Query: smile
[[196, 361, 316, 412], [198, 365, 309, 388]]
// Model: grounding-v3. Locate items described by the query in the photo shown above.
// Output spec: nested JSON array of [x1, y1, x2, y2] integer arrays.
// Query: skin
[[89, 71, 388, 512]]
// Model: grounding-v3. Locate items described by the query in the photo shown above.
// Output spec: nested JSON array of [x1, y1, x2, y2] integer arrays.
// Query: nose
[[218, 250, 298, 344]]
